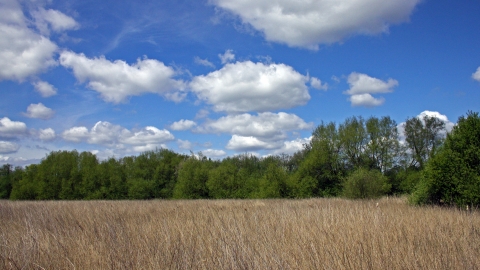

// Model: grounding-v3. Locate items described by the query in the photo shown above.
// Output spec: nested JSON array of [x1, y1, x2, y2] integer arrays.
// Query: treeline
[[1, 112, 479, 206]]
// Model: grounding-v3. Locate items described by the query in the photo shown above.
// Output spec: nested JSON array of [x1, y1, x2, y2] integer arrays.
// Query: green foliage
[[173, 156, 212, 199], [6, 112, 478, 202], [342, 168, 391, 199], [410, 112, 480, 207], [0, 164, 13, 199], [250, 157, 287, 198], [404, 115, 446, 168]]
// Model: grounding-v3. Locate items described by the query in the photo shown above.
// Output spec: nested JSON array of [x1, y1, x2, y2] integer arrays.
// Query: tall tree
[[365, 116, 400, 173], [411, 111, 480, 207], [338, 116, 368, 169], [404, 115, 446, 168]]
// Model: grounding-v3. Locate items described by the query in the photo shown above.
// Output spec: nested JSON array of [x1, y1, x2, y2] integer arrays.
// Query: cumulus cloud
[[200, 112, 312, 153], [398, 110, 455, 144], [0, 117, 28, 139], [226, 135, 282, 151], [0, 141, 20, 154], [177, 139, 193, 150], [59, 51, 186, 103], [24, 103, 55, 120], [310, 77, 328, 90], [417, 110, 455, 133], [211, 0, 421, 49], [201, 112, 312, 140], [190, 61, 310, 113], [62, 121, 174, 151], [31, 8, 79, 36], [38, 128, 56, 141], [32, 80, 57, 97], [270, 137, 312, 155], [202, 149, 227, 158], [349, 93, 385, 107], [345, 72, 397, 107], [0, 0, 57, 81], [218, 49, 235, 64], [170, 120, 197, 131], [473, 67, 480, 82], [194, 57, 215, 68]]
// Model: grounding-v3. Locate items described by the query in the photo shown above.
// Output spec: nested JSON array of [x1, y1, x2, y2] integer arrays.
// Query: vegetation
[[410, 111, 480, 207], [1, 111, 479, 205], [1, 198, 479, 269]]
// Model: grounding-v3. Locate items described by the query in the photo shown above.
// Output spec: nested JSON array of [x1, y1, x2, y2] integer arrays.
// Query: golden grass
[[1, 197, 479, 269]]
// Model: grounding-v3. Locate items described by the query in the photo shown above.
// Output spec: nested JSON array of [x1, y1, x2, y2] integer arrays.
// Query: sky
[[0, 0, 479, 166]]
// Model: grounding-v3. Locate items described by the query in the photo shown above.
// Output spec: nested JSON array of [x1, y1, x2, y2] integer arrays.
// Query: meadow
[[1, 198, 479, 269]]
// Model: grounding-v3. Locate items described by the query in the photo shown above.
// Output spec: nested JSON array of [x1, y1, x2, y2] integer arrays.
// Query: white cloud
[[190, 61, 310, 113], [38, 128, 56, 141], [0, 141, 20, 154], [177, 139, 193, 150], [132, 143, 168, 152], [24, 103, 55, 119], [0, 0, 57, 81], [345, 72, 398, 95], [170, 119, 197, 131], [31, 8, 79, 36], [194, 56, 215, 68], [62, 126, 89, 142], [349, 93, 385, 107], [32, 80, 57, 97], [59, 51, 186, 103], [473, 67, 480, 82], [226, 135, 282, 151], [345, 72, 397, 107], [310, 77, 328, 90], [211, 0, 421, 49], [271, 137, 312, 155], [195, 109, 210, 119], [0, 117, 27, 139], [62, 121, 175, 151], [202, 149, 227, 158], [201, 112, 312, 140], [417, 110, 455, 133], [201, 112, 312, 153], [398, 110, 455, 144], [218, 49, 235, 64]]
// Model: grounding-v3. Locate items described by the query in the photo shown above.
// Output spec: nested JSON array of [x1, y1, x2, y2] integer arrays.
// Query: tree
[[410, 111, 480, 207], [0, 164, 13, 199], [288, 122, 343, 197], [404, 115, 446, 168], [338, 116, 368, 169], [173, 156, 212, 199], [342, 168, 391, 199], [365, 116, 400, 173]]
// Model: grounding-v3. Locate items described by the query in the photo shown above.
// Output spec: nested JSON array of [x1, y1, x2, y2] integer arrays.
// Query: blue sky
[[1, 0, 479, 166]]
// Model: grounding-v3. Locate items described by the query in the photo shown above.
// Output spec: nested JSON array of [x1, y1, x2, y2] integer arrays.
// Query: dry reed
[[1, 197, 479, 269]]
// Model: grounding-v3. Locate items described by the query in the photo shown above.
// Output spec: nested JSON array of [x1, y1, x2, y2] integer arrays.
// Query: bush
[[410, 111, 480, 207], [342, 168, 391, 199]]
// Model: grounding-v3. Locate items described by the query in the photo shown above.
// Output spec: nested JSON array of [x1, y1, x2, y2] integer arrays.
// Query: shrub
[[410, 111, 480, 207], [343, 168, 391, 199]]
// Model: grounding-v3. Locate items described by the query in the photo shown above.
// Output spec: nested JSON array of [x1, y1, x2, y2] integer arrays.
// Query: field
[[1, 198, 479, 269]]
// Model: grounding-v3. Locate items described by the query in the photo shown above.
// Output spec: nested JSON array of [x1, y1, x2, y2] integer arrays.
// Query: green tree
[[10, 165, 38, 200], [173, 155, 212, 199], [365, 116, 400, 172], [288, 122, 343, 197], [404, 115, 446, 168], [0, 164, 13, 199], [410, 111, 480, 207], [342, 168, 391, 199], [207, 158, 242, 199], [338, 116, 368, 169]]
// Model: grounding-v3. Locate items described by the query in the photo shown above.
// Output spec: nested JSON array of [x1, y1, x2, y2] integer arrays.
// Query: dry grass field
[[1, 197, 479, 269]]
